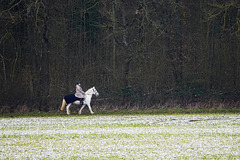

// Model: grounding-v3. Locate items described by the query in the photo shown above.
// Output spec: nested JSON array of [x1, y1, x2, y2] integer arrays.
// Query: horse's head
[[92, 86, 99, 97], [85, 86, 99, 96]]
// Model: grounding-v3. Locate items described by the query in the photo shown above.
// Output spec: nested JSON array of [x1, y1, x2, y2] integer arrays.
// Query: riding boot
[[81, 99, 85, 105]]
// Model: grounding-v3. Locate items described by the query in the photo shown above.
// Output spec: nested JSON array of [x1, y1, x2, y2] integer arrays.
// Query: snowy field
[[0, 114, 239, 159]]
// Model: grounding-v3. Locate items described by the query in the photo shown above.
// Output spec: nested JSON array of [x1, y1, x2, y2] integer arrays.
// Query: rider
[[75, 81, 86, 103]]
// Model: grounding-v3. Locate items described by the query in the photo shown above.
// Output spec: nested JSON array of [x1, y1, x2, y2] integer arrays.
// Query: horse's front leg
[[87, 104, 94, 114], [66, 104, 71, 115], [78, 104, 86, 114]]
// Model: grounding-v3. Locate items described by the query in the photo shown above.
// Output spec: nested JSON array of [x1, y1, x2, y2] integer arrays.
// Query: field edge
[[0, 108, 239, 118]]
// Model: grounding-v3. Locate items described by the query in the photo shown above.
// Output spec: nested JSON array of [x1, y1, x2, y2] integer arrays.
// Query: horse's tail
[[60, 99, 66, 111]]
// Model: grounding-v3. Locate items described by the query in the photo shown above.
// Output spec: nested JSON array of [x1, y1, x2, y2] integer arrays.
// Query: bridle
[[92, 87, 99, 96]]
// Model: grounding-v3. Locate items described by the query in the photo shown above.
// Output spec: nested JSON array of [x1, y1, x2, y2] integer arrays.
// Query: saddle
[[64, 94, 84, 105]]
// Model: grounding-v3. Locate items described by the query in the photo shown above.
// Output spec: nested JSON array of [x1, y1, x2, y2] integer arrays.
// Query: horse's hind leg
[[78, 104, 86, 114], [66, 104, 71, 115]]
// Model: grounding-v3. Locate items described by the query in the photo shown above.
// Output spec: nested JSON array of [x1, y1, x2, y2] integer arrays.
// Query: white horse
[[60, 86, 99, 115]]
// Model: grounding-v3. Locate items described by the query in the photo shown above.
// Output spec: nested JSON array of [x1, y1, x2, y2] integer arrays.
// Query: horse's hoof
[[78, 112, 81, 115], [91, 112, 94, 114]]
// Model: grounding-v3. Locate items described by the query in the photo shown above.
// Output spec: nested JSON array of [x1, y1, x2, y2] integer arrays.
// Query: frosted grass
[[0, 114, 239, 159]]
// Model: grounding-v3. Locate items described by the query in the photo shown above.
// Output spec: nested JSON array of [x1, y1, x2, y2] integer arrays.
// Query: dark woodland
[[0, 0, 240, 112]]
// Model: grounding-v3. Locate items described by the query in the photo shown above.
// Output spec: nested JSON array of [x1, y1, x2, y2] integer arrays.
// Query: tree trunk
[[121, 6, 131, 89], [209, 18, 215, 90], [112, 0, 116, 76], [39, 0, 50, 111]]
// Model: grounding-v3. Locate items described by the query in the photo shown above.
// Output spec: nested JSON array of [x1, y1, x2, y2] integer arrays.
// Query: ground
[[0, 114, 239, 159]]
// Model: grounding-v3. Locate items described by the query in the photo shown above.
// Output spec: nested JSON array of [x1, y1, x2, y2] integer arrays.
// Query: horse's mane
[[85, 87, 93, 94]]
